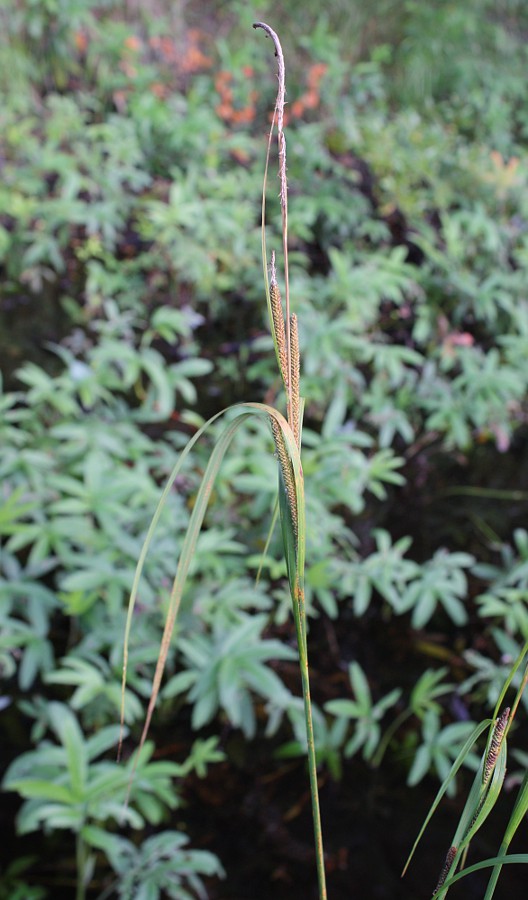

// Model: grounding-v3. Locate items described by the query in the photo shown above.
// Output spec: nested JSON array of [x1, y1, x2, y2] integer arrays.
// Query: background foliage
[[1, 1, 528, 897]]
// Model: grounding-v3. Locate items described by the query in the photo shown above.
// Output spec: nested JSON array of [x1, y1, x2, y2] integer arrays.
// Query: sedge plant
[[119, 22, 328, 900], [403, 639, 528, 897]]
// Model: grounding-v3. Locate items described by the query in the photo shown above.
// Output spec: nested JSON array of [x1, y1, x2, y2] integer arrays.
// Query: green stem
[[293, 583, 327, 900], [441, 487, 528, 501], [372, 708, 412, 768], [76, 832, 87, 900], [483, 839, 508, 900]]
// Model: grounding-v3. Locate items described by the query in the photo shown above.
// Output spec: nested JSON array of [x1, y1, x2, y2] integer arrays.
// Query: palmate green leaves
[[409, 667, 453, 718], [46, 655, 144, 725], [3, 699, 225, 898], [401, 550, 474, 628], [3, 703, 182, 835], [408, 715, 478, 793], [163, 613, 295, 738], [336, 529, 475, 625], [3, 4, 528, 897], [87, 828, 224, 900], [326, 244, 420, 330], [325, 662, 401, 762], [473, 528, 528, 638]]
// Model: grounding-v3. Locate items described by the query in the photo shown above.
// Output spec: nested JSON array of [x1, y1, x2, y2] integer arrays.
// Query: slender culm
[[253, 21, 292, 419], [257, 23, 326, 900], [252, 23, 287, 211]]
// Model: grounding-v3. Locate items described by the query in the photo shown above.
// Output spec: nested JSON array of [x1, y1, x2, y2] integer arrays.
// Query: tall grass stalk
[[119, 22, 328, 900]]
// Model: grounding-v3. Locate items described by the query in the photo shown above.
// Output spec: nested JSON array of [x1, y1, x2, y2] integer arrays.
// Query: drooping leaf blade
[[120, 403, 304, 774], [402, 718, 491, 876]]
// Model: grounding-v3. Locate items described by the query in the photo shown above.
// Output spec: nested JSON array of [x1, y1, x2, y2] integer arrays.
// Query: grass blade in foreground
[[432, 854, 528, 897], [119, 403, 302, 751], [483, 768, 528, 899], [401, 719, 491, 877], [404, 641, 528, 896]]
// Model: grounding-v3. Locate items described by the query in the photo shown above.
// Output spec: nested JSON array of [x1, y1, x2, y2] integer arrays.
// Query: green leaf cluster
[[2, 1, 528, 896]]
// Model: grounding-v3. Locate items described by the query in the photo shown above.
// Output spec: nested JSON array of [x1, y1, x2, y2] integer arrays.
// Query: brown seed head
[[270, 415, 298, 538], [270, 278, 288, 388], [433, 845, 457, 895], [483, 706, 510, 784], [290, 313, 300, 447]]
